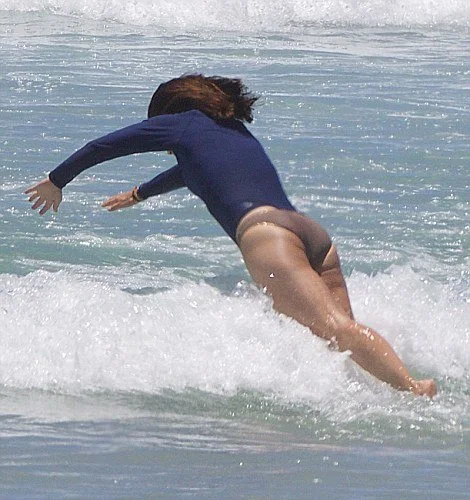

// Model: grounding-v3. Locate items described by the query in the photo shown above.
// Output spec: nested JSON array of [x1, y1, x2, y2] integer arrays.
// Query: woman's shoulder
[[145, 110, 253, 140], [146, 109, 202, 125]]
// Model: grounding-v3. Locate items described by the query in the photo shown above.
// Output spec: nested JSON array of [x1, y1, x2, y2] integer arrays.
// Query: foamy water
[[1, 0, 469, 29], [0, 271, 343, 395], [1, 260, 468, 440]]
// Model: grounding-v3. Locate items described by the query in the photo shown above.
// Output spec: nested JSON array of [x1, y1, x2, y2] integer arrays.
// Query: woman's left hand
[[102, 190, 138, 211]]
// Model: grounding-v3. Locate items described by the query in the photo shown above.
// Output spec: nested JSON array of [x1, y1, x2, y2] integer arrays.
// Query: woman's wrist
[[48, 173, 63, 190], [131, 186, 143, 202]]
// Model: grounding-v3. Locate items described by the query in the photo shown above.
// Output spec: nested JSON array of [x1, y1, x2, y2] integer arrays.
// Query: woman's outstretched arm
[[27, 162, 186, 214], [102, 163, 186, 211]]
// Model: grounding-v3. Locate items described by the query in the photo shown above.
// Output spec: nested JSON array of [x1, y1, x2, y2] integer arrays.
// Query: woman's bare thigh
[[319, 245, 354, 319], [238, 223, 350, 338]]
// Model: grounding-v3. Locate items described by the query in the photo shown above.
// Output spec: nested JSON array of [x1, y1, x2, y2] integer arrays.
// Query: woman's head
[[147, 74, 258, 123]]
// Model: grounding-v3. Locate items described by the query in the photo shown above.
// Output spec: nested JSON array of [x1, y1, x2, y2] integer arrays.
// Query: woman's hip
[[236, 206, 332, 272]]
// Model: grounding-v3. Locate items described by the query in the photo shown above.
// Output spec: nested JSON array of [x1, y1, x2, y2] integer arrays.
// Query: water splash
[[1, 0, 469, 29], [1, 266, 469, 428]]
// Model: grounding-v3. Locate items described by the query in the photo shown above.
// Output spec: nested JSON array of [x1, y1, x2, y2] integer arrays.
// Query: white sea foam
[[348, 265, 470, 379], [1, 265, 468, 400], [0, 0, 468, 29], [0, 270, 348, 398]]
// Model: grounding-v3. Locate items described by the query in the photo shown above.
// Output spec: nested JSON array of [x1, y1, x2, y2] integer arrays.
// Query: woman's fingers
[[28, 192, 40, 202], [101, 197, 114, 208], [108, 199, 136, 211], [102, 194, 124, 207], [31, 196, 54, 215], [102, 191, 136, 211], [39, 200, 53, 216], [31, 197, 45, 211], [102, 198, 119, 210], [52, 197, 61, 212], [31, 195, 57, 215], [26, 178, 62, 215], [103, 200, 118, 211]]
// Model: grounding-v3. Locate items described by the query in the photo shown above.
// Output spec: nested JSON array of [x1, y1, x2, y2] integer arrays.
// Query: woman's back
[[173, 110, 295, 239]]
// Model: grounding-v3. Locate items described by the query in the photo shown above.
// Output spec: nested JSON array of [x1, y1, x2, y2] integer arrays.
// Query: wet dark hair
[[147, 74, 258, 123]]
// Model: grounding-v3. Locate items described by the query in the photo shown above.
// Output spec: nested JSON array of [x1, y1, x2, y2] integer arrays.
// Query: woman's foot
[[412, 379, 437, 398]]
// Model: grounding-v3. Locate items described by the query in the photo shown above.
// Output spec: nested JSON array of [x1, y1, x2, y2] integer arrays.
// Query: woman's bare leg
[[238, 224, 436, 397], [319, 245, 354, 319]]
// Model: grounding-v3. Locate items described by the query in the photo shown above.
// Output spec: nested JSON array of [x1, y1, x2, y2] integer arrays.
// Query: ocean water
[[1, 0, 469, 498]]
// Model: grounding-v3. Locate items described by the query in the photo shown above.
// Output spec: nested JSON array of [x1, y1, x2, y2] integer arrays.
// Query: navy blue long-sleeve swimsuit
[[49, 110, 295, 241]]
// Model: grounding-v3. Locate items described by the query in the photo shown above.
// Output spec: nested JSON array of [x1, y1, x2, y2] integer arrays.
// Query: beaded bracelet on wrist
[[131, 186, 143, 202]]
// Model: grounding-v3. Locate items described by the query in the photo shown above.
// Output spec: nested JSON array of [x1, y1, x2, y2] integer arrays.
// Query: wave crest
[[1, 0, 469, 29]]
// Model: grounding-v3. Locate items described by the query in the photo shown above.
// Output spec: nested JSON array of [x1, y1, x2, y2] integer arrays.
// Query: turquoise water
[[1, 2, 469, 498]]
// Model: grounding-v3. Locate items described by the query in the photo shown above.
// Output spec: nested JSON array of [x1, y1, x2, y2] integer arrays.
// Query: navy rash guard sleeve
[[137, 164, 186, 199], [49, 114, 188, 189]]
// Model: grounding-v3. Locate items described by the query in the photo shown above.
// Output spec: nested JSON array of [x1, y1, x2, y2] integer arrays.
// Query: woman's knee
[[307, 308, 353, 341]]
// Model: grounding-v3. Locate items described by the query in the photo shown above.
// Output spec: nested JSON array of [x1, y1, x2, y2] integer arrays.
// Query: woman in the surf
[[25, 74, 437, 397]]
